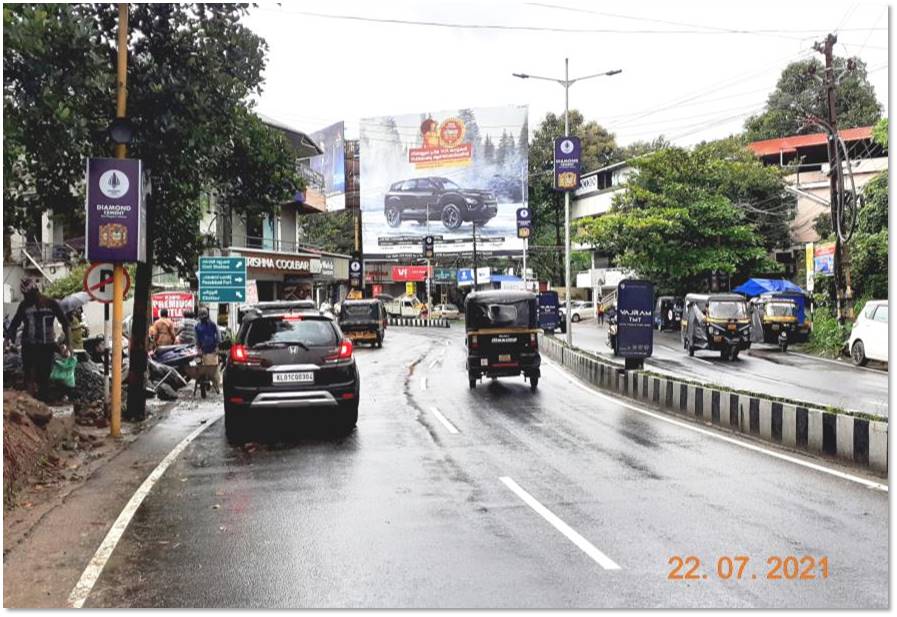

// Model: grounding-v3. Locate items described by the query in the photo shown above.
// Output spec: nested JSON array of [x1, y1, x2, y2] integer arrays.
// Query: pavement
[[564, 320, 889, 418], [34, 326, 887, 609]]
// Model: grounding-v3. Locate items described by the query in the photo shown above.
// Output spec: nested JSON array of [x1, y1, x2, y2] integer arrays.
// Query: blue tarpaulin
[[733, 278, 809, 324]]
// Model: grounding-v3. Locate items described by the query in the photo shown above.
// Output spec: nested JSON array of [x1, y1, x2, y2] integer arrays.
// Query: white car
[[431, 303, 460, 320], [560, 301, 595, 323], [848, 300, 888, 366]]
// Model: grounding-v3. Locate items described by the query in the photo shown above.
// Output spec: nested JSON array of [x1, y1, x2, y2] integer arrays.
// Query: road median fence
[[539, 334, 888, 476], [387, 317, 451, 328]]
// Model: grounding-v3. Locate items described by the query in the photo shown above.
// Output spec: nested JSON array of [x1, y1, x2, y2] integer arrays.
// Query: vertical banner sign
[[805, 242, 815, 292], [616, 279, 655, 358], [349, 255, 364, 289], [85, 158, 146, 262], [405, 282, 416, 296], [516, 207, 532, 238], [423, 235, 435, 258], [553, 136, 582, 191], [198, 256, 247, 303], [814, 242, 835, 277]]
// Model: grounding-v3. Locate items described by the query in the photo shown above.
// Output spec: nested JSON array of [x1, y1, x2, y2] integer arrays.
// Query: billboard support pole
[[110, 2, 129, 438], [523, 238, 528, 291], [472, 222, 479, 287]]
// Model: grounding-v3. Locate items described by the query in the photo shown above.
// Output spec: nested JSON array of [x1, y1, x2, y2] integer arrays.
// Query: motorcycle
[[152, 344, 201, 377]]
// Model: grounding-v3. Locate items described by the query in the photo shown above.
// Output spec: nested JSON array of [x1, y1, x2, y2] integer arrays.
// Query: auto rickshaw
[[682, 293, 751, 361], [749, 295, 798, 352], [654, 296, 683, 331], [465, 290, 541, 392], [338, 299, 387, 348], [760, 291, 812, 343]]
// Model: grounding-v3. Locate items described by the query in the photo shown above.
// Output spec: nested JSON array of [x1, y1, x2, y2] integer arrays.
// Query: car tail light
[[327, 339, 353, 362], [281, 315, 304, 321], [228, 396, 245, 404], [341, 392, 355, 400], [230, 344, 249, 363], [529, 332, 538, 349]]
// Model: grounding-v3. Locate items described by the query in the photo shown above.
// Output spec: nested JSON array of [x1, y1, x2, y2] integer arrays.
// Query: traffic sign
[[83, 262, 131, 303], [423, 235, 435, 259], [516, 207, 532, 239], [199, 256, 246, 303]]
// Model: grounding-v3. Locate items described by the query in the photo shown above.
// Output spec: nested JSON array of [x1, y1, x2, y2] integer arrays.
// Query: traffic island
[[539, 334, 888, 476]]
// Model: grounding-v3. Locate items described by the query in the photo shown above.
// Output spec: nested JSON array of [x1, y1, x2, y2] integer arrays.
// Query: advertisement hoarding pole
[[563, 58, 573, 344], [109, 2, 128, 439], [523, 238, 528, 290]]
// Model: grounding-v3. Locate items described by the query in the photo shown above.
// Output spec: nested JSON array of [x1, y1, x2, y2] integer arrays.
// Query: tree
[[527, 110, 618, 284], [3, 4, 301, 276], [744, 56, 882, 141], [574, 146, 776, 295], [297, 210, 356, 255], [850, 167, 888, 299]]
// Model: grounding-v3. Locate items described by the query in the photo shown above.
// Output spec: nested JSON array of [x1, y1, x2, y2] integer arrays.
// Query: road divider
[[539, 334, 888, 477], [388, 317, 451, 328]]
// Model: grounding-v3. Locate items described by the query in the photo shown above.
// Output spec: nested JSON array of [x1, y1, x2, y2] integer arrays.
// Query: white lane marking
[[499, 476, 621, 570], [429, 406, 460, 434], [542, 359, 889, 493], [789, 351, 887, 374], [420, 376, 428, 391], [67, 419, 216, 608]]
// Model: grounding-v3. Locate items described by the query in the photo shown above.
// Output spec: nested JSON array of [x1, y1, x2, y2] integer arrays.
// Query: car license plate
[[499, 354, 511, 362], [772, 324, 780, 330], [480, 358, 488, 366], [727, 324, 736, 331], [273, 372, 313, 384]]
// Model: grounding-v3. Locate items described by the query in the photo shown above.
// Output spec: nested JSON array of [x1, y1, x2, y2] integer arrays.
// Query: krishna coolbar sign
[[243, 253, 335, 276]]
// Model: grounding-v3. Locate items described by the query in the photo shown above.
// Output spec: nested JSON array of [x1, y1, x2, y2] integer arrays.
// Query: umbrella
[[59, 291, 91, 314]]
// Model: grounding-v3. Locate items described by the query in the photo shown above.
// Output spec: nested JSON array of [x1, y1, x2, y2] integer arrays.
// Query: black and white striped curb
[[387, 317, 451, 328], [539, 334, 888, 475]]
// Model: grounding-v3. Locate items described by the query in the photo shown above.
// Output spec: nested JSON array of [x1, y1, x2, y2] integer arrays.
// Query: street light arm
[[570, 69, 622, 83], [512, 72, 566, 85]]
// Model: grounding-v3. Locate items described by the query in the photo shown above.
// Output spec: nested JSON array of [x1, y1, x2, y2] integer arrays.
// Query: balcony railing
[[242, 235, 329, 254]]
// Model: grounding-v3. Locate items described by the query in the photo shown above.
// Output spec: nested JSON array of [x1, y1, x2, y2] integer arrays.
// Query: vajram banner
[[359, 105, 528, 258]]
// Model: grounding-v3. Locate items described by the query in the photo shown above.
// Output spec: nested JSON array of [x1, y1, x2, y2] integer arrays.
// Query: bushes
[[805, 294, 870, 358]]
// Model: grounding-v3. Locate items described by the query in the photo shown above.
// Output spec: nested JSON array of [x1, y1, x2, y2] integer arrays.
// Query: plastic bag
[[50, 356, 77, 388]]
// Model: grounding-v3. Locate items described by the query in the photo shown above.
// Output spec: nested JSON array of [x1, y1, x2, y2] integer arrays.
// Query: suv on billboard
[[384, 177, 498, 231]]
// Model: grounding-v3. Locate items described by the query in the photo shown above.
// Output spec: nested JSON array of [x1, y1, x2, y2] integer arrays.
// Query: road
[[565, 321, 889, 418], [81, 327, 887, 608]]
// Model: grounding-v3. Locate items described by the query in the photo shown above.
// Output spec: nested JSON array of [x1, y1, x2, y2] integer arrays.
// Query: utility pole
[[472, 221, 479, 287], [110, 2, 129, 437], [815, 32, 853, 322]]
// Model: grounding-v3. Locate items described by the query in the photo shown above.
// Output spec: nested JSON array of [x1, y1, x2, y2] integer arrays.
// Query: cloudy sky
[[244, 0, 889, 147]]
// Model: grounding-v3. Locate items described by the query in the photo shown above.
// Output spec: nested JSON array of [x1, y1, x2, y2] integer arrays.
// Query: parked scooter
[[152, 344, 201, 377]]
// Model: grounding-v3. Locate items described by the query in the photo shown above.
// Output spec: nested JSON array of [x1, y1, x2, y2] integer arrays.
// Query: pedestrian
[[194, 307, 221, 393], [150, 308, 176, 349], [597, 304, 605, 325], [6, 279, 71, 401], [68, 306, 88, 352], [177, 309, 197, 345]]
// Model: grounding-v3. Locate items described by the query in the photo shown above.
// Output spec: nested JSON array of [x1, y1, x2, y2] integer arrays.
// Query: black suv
[[384, 177, 498, 231], [222, 311, 360, 441]]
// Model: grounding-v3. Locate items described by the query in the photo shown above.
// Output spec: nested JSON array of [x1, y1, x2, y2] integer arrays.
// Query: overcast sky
[[244, 0, 889, 148]]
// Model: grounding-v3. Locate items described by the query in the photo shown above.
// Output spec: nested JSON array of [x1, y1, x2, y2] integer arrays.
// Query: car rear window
[[341, 304, 378, 320], [468, 300, 533, 329], [243, 317, 337, 348]]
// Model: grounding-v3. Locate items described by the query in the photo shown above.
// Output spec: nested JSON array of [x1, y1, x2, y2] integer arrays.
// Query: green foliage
[[872, 117, 888, 148], [3, 4, 302, 277], [574, 142, 784, 295], [848, 170, 888, 300], [744, 56, 882, 141], [297, 210, 356, 255], [806, 294, 853, 357]]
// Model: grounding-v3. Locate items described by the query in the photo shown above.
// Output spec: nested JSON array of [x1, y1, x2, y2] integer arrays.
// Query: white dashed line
[[542, 359, 888, 492], [499, 476, 621, 570], [420, 376, 428, 391], [429, 406, 460, 434], [67, 419, 216, 608]]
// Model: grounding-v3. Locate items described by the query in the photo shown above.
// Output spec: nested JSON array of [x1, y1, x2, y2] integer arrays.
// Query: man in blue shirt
[[194, 308, 221, 393]]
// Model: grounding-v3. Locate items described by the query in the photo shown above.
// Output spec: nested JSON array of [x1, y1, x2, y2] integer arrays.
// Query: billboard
[[309, 121, 346, 212], [151, 292, 195, 323], [814, 242, 835, 276], [360, 105, 528, 258]]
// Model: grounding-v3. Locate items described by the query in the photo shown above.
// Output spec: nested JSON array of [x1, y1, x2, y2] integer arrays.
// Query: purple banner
[[553, 136, 582, 191], [85, 158, 146, 263]]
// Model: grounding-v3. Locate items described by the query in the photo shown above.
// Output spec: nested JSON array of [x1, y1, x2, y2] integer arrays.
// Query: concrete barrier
[[539, 334, 888, 476]]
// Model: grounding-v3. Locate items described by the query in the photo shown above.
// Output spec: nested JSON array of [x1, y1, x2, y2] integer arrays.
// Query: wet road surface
[[83, 327, 887, 608], [569, 322, 888, 418]]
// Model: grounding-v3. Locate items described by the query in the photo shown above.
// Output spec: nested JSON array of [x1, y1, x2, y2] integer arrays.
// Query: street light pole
[[513, 60, 621, 346]]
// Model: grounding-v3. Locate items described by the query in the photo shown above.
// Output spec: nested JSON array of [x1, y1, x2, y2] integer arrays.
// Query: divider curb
[[539, 334, 888, 476]]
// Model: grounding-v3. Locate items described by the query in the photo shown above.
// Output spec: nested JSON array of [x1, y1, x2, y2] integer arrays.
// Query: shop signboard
[[434, 267, 457, 283], [151, 292, 195, 322], [391, 265, 431, 282], [85, 158, 146, 263], [360, 104, 528, 258], [457, 268, 474, 287]]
